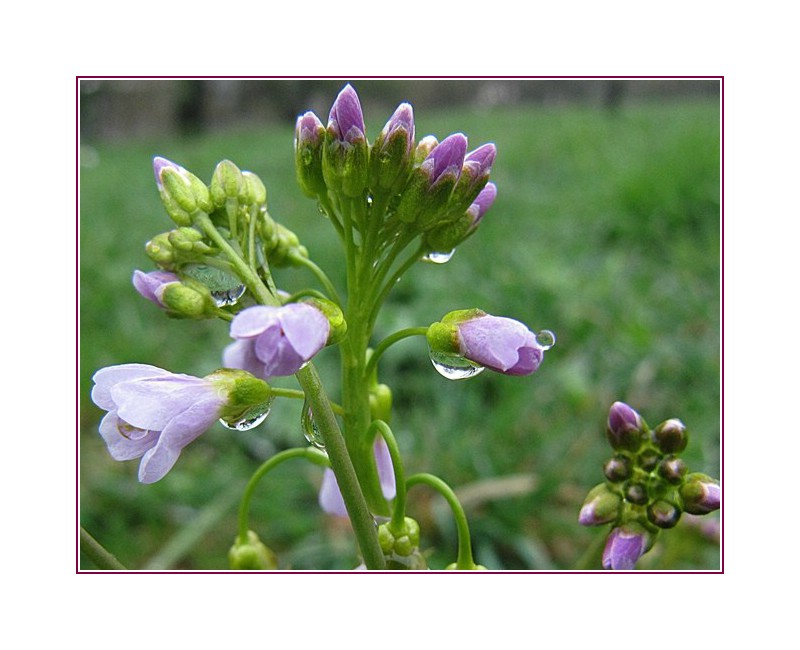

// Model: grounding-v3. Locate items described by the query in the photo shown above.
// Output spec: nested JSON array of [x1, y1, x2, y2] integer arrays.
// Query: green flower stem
[[290, 253, 343, 307], [270, 387, 345, 415], [363, 327, 429, 380], [406, 473, 479, 570], [367, 241, 425, 331], [295, 364, 387, 570], [318, 193, 345, 240], [80, 527, 127, 570], [236, 446, 330, 544], [370, 421, 408, 533], [246, 205, 259, 269], [195, 212, 278, 307]]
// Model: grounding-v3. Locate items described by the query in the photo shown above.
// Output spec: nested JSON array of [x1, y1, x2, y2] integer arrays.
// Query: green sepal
[[322, 130, 370, 199], [302, 297, 347, 345], [370, 125, 414, 194], [208, 368, 272, 418], [427, 309, 486, 356], [295, 122, 327, 199], [158, 281, 218, 319]]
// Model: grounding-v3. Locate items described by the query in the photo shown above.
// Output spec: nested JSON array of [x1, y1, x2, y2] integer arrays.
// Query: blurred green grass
[[79, 97, 720, 570]]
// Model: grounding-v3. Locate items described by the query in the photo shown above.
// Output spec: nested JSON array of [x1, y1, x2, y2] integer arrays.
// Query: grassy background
[[79, 92, 720, 570]]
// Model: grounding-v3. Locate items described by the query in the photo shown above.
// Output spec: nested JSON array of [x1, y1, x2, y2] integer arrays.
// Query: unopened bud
[[241, 171, 267, 206], [679, 474, 721, 515], [158, 281, 217, 319], [228, 531, 277, 570], [603, 454, 633, 482], [606, 401, 645, 451], [210, 159, 244, 207], [647, 499, 682, 529], [658, 455, 688, 485], [653, 418, 689, 454], [579, 483, 622, 526], [294, 111, 327, 198]]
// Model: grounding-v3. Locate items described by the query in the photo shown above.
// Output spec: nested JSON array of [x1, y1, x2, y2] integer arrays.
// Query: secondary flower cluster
[[579, 401, 721, 570]]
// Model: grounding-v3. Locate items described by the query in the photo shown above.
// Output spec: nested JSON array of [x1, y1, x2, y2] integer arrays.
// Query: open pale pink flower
[[91, 364, 229, 483], [223, 304, 330, 380]]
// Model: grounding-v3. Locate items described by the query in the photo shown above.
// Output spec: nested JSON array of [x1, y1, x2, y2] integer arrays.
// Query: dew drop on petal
[[422, 249, 455, 264], [220, 399, 274, 432], [428, 346, 485, 380], [536, 329, 556, 350], [301, 399, 326, 449]]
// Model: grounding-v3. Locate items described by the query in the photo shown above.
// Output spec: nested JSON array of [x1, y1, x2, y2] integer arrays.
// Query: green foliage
[[80, 99, 720, 570]]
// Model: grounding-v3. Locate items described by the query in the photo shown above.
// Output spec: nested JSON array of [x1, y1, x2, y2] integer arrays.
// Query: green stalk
[[406, 473, 480, 570], [194, 212, 278, 306], [364, 327, 429, 380], [296, 364, 386, 569], [237, 447, 330, 544], [80, 527, 127, 570]]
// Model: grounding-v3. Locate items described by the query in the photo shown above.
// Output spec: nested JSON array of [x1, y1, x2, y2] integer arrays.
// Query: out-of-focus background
[[79, 78, 721, 570]]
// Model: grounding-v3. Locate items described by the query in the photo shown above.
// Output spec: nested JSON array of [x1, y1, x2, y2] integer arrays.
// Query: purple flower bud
[[91, 364, 230, 483], [319, 437, 396, 517], [653, 418, 689, 454], [680, 474, 721, 515], [295, 111, 325, 148], [370, 103, 416, 191], [466, 182, 498, 229], [606, 401, 645, 451], [327, 84, 366, 144], [132, 269, 180, 308], [602, 525, 647, 570], [223, 304, 330, 380], [153, 156, 182, 191], [421, 133, 468, 186], [294, 111, 327, 198], [456, 314, 544, 376], [379, 103, 415, 153], [578, 483, 622, 526]]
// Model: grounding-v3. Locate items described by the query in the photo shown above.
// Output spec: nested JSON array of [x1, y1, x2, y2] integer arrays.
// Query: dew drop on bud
[[301, 399, 326, 449], [211, 284, 246, 307], [536, 329, 556, 350], [219, 399, 273, 432], [422, 249, 455, 264], [428, 346, 485, 380]]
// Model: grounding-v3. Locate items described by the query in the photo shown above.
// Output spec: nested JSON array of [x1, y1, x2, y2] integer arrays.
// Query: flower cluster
[[579, 401, 721, 570], [85, 83, 716, 573]]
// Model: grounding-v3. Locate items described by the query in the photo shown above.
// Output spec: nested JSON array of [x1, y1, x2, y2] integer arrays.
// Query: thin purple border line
[[76, 75, 723, 575]]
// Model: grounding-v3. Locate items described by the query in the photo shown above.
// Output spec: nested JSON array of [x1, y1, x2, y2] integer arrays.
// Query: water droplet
[[301, 399, 325, 449], [183, 264, 246, 307], [422, 249, 455, 264], [220, 399, 273, 432], [536, 329, 556, 350], [428, 346, 485, 380], [210, 284, 246, 307]]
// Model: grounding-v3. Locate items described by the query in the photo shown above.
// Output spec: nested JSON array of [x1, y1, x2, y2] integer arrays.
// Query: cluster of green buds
[[136, 156, 312, 320], [293, 85, 498, 263], [579, 401, 721, 570], [377, 517, 428, 570]]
